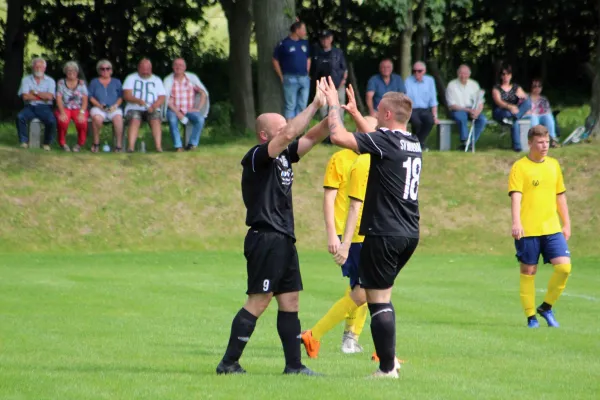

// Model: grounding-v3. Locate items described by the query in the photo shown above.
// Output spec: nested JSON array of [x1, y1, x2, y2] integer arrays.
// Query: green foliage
[[27, 0, 211, 80]]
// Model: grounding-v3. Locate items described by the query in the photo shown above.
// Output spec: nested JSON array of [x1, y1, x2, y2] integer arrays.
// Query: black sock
[[539, 302, 552, 311], [528, 315, 537, 322], [222, 308, 257, 364], [369, 302, 396, 373], [277, 310, 303, 369]]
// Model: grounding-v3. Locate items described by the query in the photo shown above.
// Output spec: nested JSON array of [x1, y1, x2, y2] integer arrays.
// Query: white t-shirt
[[123, 73, 166, 112]]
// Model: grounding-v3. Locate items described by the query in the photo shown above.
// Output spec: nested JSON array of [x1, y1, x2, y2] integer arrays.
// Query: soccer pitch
[[1, 251, 599, 399]]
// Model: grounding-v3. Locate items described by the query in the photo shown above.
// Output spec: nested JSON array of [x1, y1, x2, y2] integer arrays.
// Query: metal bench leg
[[29, 121, 42, 148], [438, 124, 452, 151]]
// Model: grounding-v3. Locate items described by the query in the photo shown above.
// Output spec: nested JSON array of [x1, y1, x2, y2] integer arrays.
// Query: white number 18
[[402, 157, 421, 201]]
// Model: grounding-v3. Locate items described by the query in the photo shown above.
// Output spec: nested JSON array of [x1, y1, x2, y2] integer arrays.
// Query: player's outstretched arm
[[297, 118, 329, 158], [268, 79, 326, 158], [320, 77, 358, 152], [342, 84, 374, 133], [557, 193, 571, 240], [334, 198, 361, 266], [510, 192, 524, 239]]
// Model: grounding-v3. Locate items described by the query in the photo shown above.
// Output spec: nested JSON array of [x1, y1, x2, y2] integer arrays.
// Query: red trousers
[[55, 108, 88, 146]]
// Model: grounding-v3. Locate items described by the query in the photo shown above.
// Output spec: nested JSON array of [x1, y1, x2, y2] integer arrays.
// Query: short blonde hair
[[528, 125, 550, 141], [380, 92, 413, 123], [63, 61, 80, 74]]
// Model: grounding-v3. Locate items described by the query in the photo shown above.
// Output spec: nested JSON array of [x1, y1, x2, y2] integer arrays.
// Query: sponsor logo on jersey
[[400, 140, 422, 153]]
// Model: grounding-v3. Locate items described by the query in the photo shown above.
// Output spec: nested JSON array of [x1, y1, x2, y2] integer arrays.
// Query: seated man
[[16, 57, 57, 151], [446, 64, 487, 150], [405, 61, 439, 150], [123, 58, 166, 152], [163, 58, 210, 151], [365, 59, 405, 118]]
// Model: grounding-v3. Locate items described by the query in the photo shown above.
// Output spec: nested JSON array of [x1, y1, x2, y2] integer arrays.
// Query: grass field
[[1, 113, 599, 398], [1, 252, 599, 399]]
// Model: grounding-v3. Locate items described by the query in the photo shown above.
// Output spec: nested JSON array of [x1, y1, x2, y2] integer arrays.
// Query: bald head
[[413, 61, 426, 81], [457, 64, 471, 84], [255, 113, 287, 143], [138, 58, 152, 78], [173, 58, 187, 77]]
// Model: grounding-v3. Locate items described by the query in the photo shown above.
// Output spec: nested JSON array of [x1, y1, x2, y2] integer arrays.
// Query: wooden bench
[[28, 117, 196, 150], [437, 118, 531, 152]]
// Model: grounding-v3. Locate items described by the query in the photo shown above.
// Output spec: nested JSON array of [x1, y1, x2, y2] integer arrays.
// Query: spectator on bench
[[88, 60, 124, 153], [16, 57, 57, 151], [366, 58, 405, 118], [123, 58, 166, 153], [528, 78, 560, 148], [163, 58, 209, 152], [446, 64, 487, 150], [55, 61, 89, 152], [405, 61, 439, 150], [492, 64, 531, 152]]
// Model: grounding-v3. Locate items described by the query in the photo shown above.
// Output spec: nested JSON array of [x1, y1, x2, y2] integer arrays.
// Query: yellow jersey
[[323, 149, 359, 235], [346, 154, 371, 243], [508, 156, 566, 237]]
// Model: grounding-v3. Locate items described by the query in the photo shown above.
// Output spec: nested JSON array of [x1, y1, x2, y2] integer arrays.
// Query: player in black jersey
[[216, 79, 329, 376], [320, 77, 422, 379]]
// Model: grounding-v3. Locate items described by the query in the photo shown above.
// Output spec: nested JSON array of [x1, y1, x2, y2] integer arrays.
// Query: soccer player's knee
[[554, 263, 571, 275]]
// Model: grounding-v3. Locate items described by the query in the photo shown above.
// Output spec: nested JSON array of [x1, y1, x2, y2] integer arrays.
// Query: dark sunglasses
[[413, 69, 424, 73], [100, 67, 112, 71], [532, 84, 542, 88]]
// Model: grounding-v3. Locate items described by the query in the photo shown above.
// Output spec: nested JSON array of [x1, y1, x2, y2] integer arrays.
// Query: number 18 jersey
[[352, 128, 422, 238]]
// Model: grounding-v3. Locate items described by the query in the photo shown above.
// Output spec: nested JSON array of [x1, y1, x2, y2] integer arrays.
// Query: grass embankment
[[1, 137, 598, 256]]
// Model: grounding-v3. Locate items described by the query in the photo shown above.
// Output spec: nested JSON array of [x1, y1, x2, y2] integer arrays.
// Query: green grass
[[1, 251, 599, 399], [0, 106, 598, 397], [1, 116, 599, 256]]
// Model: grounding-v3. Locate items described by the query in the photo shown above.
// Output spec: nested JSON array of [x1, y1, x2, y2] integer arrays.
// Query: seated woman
[[528, 78, 559, 147], [88, 60, 124, 153], [491, 64, 531, 152], [54, 61, 89, 152]]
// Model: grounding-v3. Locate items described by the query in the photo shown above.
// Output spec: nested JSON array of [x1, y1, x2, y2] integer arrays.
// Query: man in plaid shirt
[[163, 58, 209, 151]]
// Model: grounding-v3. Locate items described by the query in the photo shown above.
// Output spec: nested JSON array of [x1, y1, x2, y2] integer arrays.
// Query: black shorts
[[359, 235, 419, 290], [244, 229, 303, 295]]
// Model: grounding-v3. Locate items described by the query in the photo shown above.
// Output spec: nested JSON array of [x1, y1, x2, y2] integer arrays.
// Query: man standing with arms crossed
[[216, 80, 328, 376], [320, 77, 422, 378], [508, 125, 572, 328]]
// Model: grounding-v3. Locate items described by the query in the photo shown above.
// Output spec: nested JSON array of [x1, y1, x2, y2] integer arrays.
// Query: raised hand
[[312, 77, 327, 109], [319, 76, 340, 107], [341, 84, 358, 116]]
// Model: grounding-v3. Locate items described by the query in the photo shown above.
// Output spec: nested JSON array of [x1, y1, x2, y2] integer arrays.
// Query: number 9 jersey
[[352, 128, 422, 239]]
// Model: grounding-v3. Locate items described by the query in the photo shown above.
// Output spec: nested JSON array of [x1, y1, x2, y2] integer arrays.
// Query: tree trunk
[[339, 0, 349, 54], [222, 0, 255, 131], [588, 0, 600, 138], [347, 62, 365, 114], [413, 0, 427, 62], [400, 1, 413, 79], [427, 60, 448, 111], [253, 0, 295, 114], [0, 0, 26, 112]]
